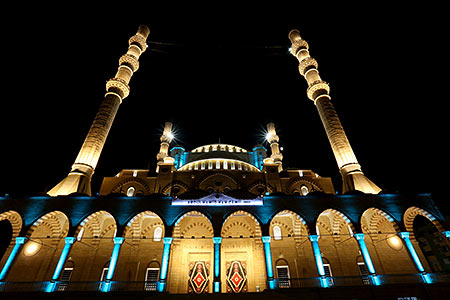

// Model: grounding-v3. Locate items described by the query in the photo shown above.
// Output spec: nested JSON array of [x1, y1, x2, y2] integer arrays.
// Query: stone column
[[213, 237, 222, 292], [48, 25, 150, 196], [46, 237, 76, 292], [261, 236, 276, 290], [101, 237, 124, 292], [354, 233, 380, 285], [157, 237, 173, 292], [0, 237, 26, 281], [398, 232, 431, 283], [308, 235, 331, 287], [288, 29, 381, 194]]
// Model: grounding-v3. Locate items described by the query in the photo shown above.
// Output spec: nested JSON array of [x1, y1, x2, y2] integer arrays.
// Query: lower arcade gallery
[[0, 193, 449, 293]]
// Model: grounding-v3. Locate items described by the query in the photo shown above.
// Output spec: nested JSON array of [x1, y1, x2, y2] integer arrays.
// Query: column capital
[[308, 235, 319, 242], [113, 237, 125, 244], [163, 237, 173, 245], [15, 237, 26, 244], [65, 237, 76, 244], [399, 232, 410, 239], [213, 237, 222, 244], [354, 233, 365, 240], [262, 236, 271, 243]]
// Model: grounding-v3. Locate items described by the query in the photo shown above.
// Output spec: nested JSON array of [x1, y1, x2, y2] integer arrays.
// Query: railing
[[0, 273, 449, 293]]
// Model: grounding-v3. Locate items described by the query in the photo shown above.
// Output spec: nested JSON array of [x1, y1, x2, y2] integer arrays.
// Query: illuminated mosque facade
[[0, 25, 449, 297]]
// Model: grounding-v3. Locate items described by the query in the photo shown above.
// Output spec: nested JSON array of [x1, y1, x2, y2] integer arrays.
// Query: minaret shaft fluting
[[288, 29, 381, 194], [48, 25, 150, 196]]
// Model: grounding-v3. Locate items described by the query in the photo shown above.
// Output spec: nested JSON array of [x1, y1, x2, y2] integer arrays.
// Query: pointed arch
[[221, 210, 262, 238], [361, 207, 400, 242], [173, 210, 214, 238], [123, 210, 165, 241], [26, 211, 69, 247], [269, 209, 310, 237], [316, 208, 356, 243], [404, 206, 445, 240], [75, 210, 116, 247], [0, 210, 22, 244]]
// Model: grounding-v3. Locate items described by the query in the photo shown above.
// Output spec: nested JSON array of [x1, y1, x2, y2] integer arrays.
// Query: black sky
[[0, 4, 443, 196]]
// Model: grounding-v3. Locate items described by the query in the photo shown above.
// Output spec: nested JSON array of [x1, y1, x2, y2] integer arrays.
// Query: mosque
[[0, 25, 449, 298]]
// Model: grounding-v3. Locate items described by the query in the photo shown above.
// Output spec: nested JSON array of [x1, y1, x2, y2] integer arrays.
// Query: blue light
[[354, 234, 376, 274], [370, 274, 381, 286], [213, 237, 222, 278], [261, 236, 275, 289], [319, 276, 329, 288], [158, 237, 173, 292], [214, 281, 220, 292], [421, 272, 432, 284], [45, 237, 76, 292], [101, 237, 124, 292], [308, 235, 325, 276], [0, 237, 26, 281], [399, 232, 425, 273], [443, 231, 450, 240]]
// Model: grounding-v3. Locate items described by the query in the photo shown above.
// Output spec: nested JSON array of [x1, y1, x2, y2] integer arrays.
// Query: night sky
[[0, 5, 443, 198]]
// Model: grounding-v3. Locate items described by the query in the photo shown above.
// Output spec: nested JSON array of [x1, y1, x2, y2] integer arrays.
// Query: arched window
[[153, 227, 163, 242], [300, 185, 309, 196], [273, 225, 282, 240], [126, 186, 136, 197]]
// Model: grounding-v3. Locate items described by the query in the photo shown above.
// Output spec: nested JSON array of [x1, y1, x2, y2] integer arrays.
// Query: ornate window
[[153, 227, 163, 242], [126, 186, 136, 197], [300, 185, 309, 196], [273, 225, 282, 240]]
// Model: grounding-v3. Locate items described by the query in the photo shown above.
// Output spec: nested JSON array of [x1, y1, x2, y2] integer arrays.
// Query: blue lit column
[[398, 232, 430, 283], [308, 235, 328, 287], [46, 237, 76, 292], [157, 237, 173, 292], [101, 237, 124, 292], [354, 233, 379, 285], [213, 237, 222, 293], [308, 235, 325, 276], [0, 237, 26, 281], [261, 236, 276, 290], [442, 231, 450, 241]]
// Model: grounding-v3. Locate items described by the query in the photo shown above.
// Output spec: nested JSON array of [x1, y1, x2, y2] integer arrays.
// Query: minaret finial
[[48, 25, 150, 196], [288, 29, 381, 194]]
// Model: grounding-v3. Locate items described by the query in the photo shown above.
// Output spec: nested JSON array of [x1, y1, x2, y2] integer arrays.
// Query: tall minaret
[[288, 29, 381, 194], [266, 123, 283, 171], [48, 25, 150, 196]]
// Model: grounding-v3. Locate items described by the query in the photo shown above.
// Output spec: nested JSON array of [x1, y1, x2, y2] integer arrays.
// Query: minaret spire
[[48, 25, 150, 196], [288, 29, 381, 194]]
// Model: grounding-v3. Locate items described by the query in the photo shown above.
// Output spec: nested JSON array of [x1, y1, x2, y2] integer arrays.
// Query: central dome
[[170, 144, 267, 172]]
